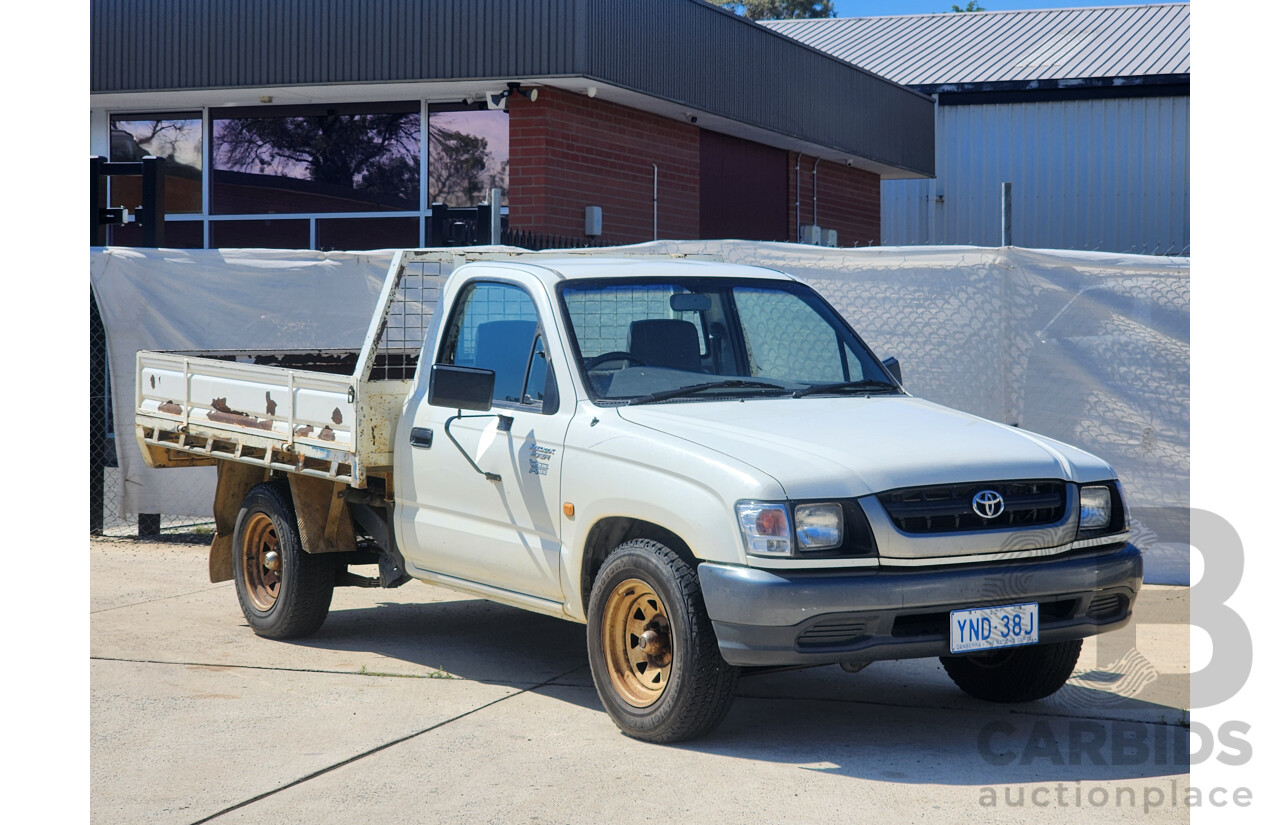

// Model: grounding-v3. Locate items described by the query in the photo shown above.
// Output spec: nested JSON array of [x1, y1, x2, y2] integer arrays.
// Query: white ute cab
[[136, 253, 1141, 743]]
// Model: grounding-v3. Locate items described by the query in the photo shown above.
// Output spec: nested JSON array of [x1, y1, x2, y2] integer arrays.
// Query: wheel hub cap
[[601, 579, 673, 708], [240, 512, 283, 612]]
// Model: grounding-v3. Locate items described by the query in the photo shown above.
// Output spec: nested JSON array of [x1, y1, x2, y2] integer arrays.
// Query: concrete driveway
[[91, 536, 1190, 824]]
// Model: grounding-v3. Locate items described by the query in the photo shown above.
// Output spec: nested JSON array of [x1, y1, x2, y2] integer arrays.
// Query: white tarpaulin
[[91, 241, 1188, 582], [91, 247, 393, 520]]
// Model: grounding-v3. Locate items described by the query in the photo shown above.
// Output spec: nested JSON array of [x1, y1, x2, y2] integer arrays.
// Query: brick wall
[[787, 153, 881, 247], [507, 87, 881, 247], [508, 87, 701, 244]]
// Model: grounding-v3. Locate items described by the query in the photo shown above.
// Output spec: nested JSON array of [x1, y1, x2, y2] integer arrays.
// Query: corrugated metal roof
[[763, 4, 1189, 87]]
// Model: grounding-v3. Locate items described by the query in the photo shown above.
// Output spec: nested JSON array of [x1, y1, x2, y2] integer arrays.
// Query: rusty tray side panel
[[136, 350, 367, 484]]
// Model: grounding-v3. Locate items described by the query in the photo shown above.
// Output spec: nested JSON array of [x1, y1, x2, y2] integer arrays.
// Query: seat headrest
[[629, 319, 702, 372]]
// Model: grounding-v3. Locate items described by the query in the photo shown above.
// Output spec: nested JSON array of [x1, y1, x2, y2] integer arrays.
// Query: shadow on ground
[[283, 597, 1188, 788]]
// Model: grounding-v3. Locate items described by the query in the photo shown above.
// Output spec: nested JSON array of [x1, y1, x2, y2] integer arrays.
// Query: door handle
[[410, 427, 433, 448]]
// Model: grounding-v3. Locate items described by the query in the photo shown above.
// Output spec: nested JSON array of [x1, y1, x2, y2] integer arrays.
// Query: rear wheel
[[586, 539, 739, 743], [940, 639, 1082, 702], [232, 481, 335, 639]]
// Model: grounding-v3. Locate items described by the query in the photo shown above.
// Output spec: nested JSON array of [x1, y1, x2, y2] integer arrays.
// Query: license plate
[[949, 602, 1039, 653]]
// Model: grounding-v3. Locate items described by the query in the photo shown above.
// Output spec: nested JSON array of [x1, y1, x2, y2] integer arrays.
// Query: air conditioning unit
[[822, 228, 838, 248], [799, 225, 822, 245]]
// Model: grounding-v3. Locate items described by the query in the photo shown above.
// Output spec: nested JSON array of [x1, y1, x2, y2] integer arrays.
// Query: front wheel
[[940, 639, 1082, 702], [231, 481, 335, 639], [586, 539, 739, 743]]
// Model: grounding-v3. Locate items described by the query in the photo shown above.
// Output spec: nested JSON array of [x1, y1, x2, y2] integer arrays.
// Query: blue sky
[[830, 0, 1169, 17]]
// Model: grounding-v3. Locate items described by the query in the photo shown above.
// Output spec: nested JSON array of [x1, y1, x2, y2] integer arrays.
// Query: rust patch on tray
[[319, 425, 336, 442], [332, 407, 344, 425], [158, 401, 182, 415], [265, 392, 277, 416], [208, 397, 273, 431]]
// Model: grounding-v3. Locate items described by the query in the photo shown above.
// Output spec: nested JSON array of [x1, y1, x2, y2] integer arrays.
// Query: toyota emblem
[[972, 490, 1005, 519]]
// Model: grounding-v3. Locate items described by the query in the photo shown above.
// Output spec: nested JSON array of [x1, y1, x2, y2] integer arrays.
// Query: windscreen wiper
[[628, 380, 788, 406], [792, 379, 901, 398]]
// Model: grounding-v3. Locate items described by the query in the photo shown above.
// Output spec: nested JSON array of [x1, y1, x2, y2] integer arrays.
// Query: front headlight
[[1077, 482, 1127, 539], [795, 502, 844, 550], [736, 500, 877, 559], [735, 501, 792, 557], [1079, 485, 1113, 531]]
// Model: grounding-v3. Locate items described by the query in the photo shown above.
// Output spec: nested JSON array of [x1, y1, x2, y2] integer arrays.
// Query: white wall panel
[[882, 96, 1190, 255]]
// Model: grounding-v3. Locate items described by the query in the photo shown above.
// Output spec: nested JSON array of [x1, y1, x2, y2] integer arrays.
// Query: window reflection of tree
[[427, 122, 508, 207], [109, 117, 205, 213], [110, 119, 202, 169], [214, 112, 420, 206], [116, 107, 510, 212]]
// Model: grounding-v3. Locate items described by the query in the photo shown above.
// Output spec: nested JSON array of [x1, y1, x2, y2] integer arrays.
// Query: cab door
[[397, 277, 573, 602]]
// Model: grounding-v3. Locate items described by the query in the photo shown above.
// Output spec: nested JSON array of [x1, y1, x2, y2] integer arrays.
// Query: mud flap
[[209, 461, 268, 583]]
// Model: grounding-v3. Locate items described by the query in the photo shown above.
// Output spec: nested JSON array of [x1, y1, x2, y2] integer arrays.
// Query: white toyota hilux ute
[[136, 251, 1142, 742]]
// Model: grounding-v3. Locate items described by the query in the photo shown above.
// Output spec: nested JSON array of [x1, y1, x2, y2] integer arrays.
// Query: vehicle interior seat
[[628, 319, 703, 372], [474, 320, 537, 403]]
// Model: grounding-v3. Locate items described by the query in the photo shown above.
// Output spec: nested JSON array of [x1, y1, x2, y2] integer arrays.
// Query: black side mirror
[[881, 356, 902, 386], [428, 364, 495, 411]]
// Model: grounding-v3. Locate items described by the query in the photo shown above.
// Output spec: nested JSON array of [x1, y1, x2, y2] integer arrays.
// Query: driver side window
[[438, 282, 557, 413]]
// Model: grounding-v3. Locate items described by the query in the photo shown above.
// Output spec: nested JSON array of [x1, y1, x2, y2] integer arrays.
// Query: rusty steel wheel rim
[[241, 512, 283, 612], [601, 578, 674, 708]]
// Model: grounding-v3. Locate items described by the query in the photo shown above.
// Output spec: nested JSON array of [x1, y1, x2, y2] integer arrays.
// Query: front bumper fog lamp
[[795, 502, 844, 551], [736, 501, 792, 557], [1079, 485, 1113, 531]]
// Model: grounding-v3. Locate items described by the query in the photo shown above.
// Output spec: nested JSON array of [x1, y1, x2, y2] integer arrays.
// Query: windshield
[[558, 276, 897, 403]]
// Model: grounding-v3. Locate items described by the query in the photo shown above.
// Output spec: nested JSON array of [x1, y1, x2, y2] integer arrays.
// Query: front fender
[[558, 413, 782, 620]]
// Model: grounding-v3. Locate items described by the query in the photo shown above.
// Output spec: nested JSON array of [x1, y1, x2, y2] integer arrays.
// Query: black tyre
[[940, 639, 1082, 702], [586, 539, 739, 743], [231, 481, 335, 639]]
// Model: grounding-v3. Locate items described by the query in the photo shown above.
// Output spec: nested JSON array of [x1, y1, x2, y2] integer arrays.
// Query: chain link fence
[[91, 293, 213, 538]]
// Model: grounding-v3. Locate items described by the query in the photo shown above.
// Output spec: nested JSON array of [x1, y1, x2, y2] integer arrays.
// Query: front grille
[[878, 480, 1067, 534]]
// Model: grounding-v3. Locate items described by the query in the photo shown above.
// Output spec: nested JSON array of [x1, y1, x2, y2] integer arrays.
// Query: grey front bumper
[[697, 543, 1142, 667]]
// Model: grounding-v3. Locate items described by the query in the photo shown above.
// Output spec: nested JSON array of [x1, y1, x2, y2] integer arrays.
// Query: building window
[[100, 100, 512, 250], [109, 113, 203, 213], [210, 102, 421, 215], [427, 106, 509, 207]]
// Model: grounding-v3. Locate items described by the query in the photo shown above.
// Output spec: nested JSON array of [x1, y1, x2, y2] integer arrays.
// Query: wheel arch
[[579, 517, 698, 613], [210, 463, 356, 584]]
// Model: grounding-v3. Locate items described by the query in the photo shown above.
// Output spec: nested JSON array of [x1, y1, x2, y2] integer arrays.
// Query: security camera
[[845, 159, 855, 168]]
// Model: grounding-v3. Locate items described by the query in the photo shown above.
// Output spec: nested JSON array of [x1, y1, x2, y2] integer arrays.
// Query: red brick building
[[91, 0, 933, 250]]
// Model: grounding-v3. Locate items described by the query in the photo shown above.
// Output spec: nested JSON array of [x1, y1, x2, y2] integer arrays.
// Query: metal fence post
[[138, 514, 162, 537], [90, 156, 106, 246], [429, 202, 449, 246], [476, 202, 492, 245], [140, 156, 166, 247], [1000, 181, 1012, 247], [488, 188, 502, 243]]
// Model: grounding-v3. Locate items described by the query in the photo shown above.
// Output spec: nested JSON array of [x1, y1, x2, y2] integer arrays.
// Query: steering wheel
[[585, 351, 647, 370]]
